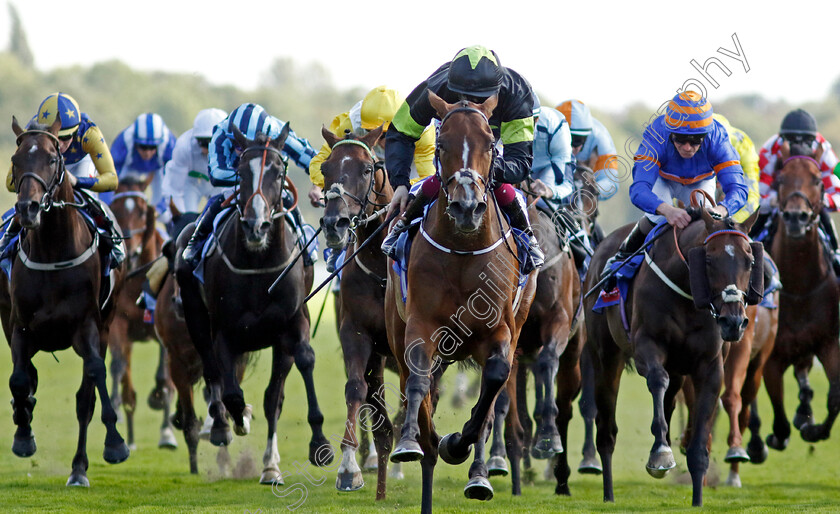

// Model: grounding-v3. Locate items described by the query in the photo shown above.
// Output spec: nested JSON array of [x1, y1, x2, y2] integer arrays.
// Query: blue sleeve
[[208, 129, 238, 187], [282, 129, 317, 172], [628, 124, 667, 214], [110, 132, 128, 173], [162, 133, 176, 163], [709, 129, 748, 215]]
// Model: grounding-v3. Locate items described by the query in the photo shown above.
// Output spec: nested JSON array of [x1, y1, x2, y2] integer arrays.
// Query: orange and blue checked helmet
[[36, 92, 81, 136], [665, 91, 713, 135]]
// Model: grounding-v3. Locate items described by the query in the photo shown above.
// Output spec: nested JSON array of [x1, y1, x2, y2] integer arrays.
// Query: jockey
[[713, 113, 760, 223], [181, 102, 317, 267], [161, 107, 228, 233], [101, 113, 177, 213], [556, 99, 620, 203], [308, 85, 436, 271], [755, 109, 840, 272], [381, 45, 545, 273], [601, 91, 747, 278], [1, 92, 124, 267]]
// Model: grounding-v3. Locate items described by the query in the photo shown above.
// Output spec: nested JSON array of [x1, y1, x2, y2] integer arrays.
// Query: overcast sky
[[2, 0, 837, 112]]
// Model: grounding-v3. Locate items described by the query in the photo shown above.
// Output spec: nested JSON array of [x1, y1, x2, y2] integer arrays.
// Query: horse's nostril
[[741, 318, 749, 330], [260, 221, 272, 234], [335, 218, 350, 230], [798, 212, 809, 223]]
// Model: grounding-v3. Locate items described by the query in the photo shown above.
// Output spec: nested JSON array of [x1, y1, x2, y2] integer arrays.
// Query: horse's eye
[[364, 165, 373, 175], [813, 177, 822, 187]]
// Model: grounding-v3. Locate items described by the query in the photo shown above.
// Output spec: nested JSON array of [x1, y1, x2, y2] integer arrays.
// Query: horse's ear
[[232, 124, 249, 150], [322, 125, 340, 148], [361, 125, 384, 149], [274, 122, 290, 149], [700, 206, 715, 231], [12, 116, 23, 137], [479, 94, 498, 119], [740, 208, 760, 233], [428, 89, 451, 119], [779, 139, 791, 161]]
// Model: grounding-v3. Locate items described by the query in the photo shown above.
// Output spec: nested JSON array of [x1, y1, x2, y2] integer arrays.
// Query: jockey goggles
[[571, 134, 588, 148], [671, 133, 706, 147]]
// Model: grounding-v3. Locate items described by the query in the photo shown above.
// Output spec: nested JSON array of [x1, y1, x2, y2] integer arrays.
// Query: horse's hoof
[[645, 446, 676, 479], [577, 456, 602, 475], [103, 441, 130, 464], [309, 439, 334, 467], [463, 475, 494, 501], [487, 455, 509, 476], [336, 471, 364, 492], [232, 404, 253, 436], [747, 438, 769, 464], [260, 467, 283, 485], [390, 440, 423, 463], [147, 387, 169, 411], [388, 463, 404, 480], [725, 470, 742, 488], [12, 434, 36, 458], [792, 410, 813, 431], [765, 433, 789, 451], [439, 433, 470, 465], [800, 422, 828, 442], [158, 427, 178, 449], [363, 452, 378, 471], [210, 426, 233, 447], [724, 446, 750, 463], [198, 415, 214, 440], [531, 436, 563, 460], [66, 473, 90, 487]]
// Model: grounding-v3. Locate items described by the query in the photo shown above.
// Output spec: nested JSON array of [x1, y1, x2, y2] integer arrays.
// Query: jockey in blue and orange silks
[[380, 45, 545, 273], [180, 102, 317, 267], [600, 91, 748, 277]]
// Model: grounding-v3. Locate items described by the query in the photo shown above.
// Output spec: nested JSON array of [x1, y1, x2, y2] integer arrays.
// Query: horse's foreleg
[[800, 339, 840, 443], [762, 355, 791, 450], [686, 359, 723, 507], [67, 373, 96, 486], [504, 368, 525, 496], [171, 364, 200, 473], [118, 337, 136, 450], [487, 386, 510, 478], [440, 348, 511, 466], [635, 338, 675, 479], [216, 335, 249, 435], [260, 347, 294, 485], [365, 356, 393, 501], [578, 347, 601, 474], [9, 329, 37, 458], [391, 338, 435, 463], [515, 364, 533, 472], [553, 332, 583, 496], [149, 341, 173, 413], [464, 408, 495, 501], [292, 331, 330, 466], [418, 392, 438, 514], [592, 337, 623, 502], [107, 320, 127, 416], [532, 338, 563, 459], [792, 359, 815, 430], [335, 326, 374, 492], [721, 331, 751, 464]]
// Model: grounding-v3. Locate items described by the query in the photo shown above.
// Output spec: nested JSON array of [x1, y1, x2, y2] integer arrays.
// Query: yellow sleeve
[[309, 112, 353, 189], [412, 124, 437, 182], [80, 125, 118, 192], [731, 128, 761, 223]]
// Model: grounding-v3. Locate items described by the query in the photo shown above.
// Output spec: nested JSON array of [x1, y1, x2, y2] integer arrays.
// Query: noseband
[[238, 138, 289, 221], [434, 106, 495, 205], [324, 138, 388, 227], [14, 130, 67, 212]]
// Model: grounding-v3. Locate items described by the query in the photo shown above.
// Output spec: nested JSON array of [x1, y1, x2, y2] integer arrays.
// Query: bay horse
[[106, 176, 175, 450], [762, 144, 840, 450], [384, 92, 537, 513], [319, 126, 403, 498], [583, 197, 763, 507], [175, 124, 332, 485], [0, 117, 129, 486]]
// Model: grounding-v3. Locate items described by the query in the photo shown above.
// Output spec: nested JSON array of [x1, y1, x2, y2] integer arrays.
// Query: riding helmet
[[556, 99, 593, 136], [36, 92, 81, 136], [360, 86, 405, 131], [226, 103, 283, 141], [447, 45, 503, 98], [133, 113, 168, 146], [780, 109, 817, 137], [664, 91, 714, 135], [193, 108, 227, 139]]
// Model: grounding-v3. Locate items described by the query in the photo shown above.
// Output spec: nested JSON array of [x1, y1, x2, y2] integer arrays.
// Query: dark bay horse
[[175, 124, 331, 485], [0, 117, 129, 486], [385, 92, 537, 513], [319, 126, 404, 498], [762, 145, 840, 450], [106, 176, 174, 450], [583, 201, 763, 506]]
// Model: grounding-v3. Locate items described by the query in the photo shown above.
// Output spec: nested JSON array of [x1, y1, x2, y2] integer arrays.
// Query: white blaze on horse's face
[[125, 198, 135, 213], [249, 156, 268, 220], [29, 144, 38, 153], [725, 244, 735, 258]]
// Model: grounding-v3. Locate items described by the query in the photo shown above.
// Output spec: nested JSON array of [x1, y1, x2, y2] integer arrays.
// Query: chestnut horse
[[385, 92, 537, 513], [584, 200, 762, 507], [175, 125, 332, 484], [318, 126, 401, 498], [106, 176, 174, 450], [762, 145, 840, 451], [0, 117, 129, 486]]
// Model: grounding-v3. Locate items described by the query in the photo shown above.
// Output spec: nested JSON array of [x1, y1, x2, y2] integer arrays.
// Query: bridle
[[237, 138, 291, 221], [434, 106, 496, 205], [777, 155, 822, 230], [323, 138, 389, 230], [13, 130, 70, 212]]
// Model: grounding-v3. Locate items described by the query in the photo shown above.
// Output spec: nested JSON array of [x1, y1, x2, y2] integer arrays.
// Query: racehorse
[[762, 144, 840, 451], [384, 92, 537, 513], [583, 195, 763, 507], [0, 117, 129, 486], [318, 125, 401, 498], [106, 176, 175, 450], [175, 124, 332, 485]]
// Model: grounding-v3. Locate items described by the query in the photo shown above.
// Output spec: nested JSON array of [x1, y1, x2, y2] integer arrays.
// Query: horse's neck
[[427, 194, 504, 251], [774, 223, 829, 287], [25, 187, 88, 259]]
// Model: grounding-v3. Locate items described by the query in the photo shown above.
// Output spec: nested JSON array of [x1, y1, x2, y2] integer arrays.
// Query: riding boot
[[0, 217, 22, 259], [381, 189, 432, 260], [84, 197, 125, 269], [325, 247, 342, 273], [182, 195, 224, 268], [600, 217, 654, 281], [818, 209, 840, 276], [501, 198, 545, 274]]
